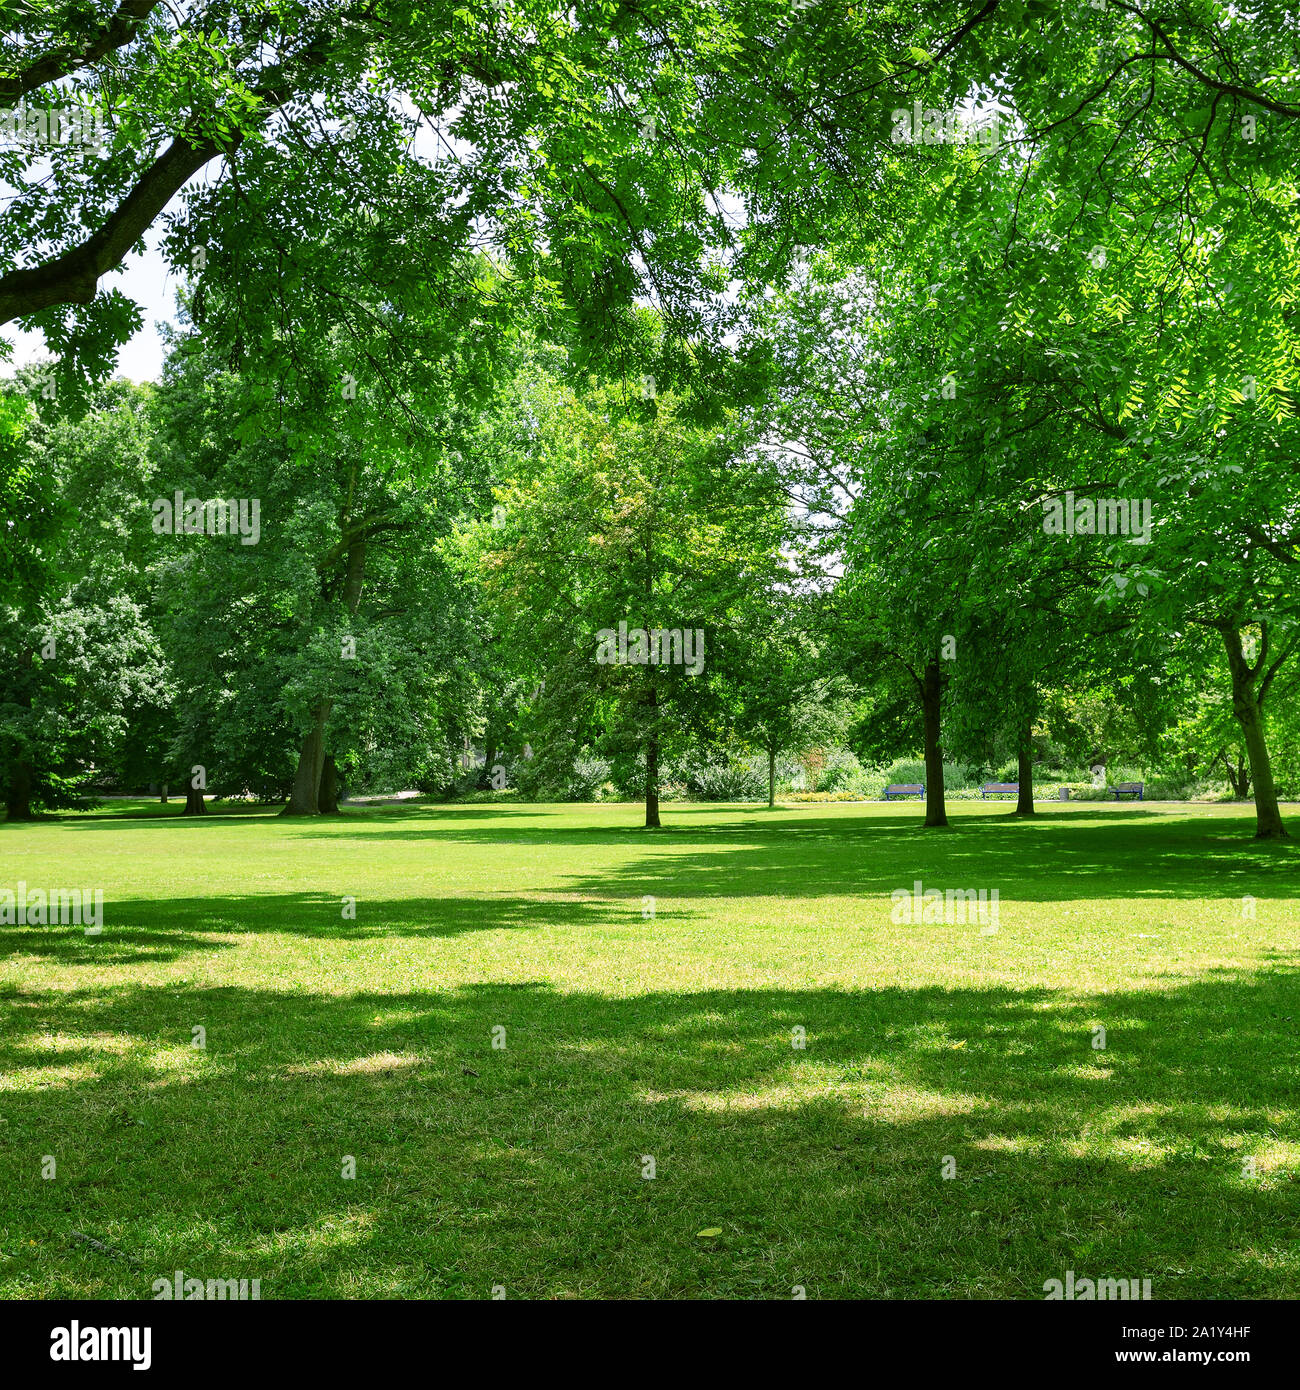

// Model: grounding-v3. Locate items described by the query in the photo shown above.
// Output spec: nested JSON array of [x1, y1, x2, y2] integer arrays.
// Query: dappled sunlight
[[641, 1073, 991, 1122], [3, 803, 1299, 1297], [285, 1052, 426, 1078]]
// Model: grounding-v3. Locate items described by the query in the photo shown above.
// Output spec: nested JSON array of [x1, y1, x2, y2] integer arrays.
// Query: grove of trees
[[3, 0, 1298, 839]]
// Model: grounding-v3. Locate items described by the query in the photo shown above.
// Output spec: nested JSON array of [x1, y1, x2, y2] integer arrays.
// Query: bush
[[566, 755, 612, 801], [509, 750, 612, 802], [676, 751, 769, 801], [875, 758, 981, 795], [816, 748, 872, 795], [1144, 772, 1196, 800], [786, 789, 871, 802]]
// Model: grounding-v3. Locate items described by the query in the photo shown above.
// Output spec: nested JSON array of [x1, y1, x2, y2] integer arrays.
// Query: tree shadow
[[3, 963, 1299, 1298], [0, 891, 666, 963]]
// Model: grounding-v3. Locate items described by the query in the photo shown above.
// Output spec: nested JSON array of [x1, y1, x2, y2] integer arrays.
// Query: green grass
[[1, 798, 1298, 1300]]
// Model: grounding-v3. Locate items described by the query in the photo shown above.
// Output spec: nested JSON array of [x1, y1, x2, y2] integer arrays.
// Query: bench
[[1110, 781, 1144, 800], [980, 782, 1018, 799], [883, 782, 924, 800]]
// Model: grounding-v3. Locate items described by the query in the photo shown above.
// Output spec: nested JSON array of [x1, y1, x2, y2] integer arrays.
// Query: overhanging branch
[[0, 2, 160, 105]]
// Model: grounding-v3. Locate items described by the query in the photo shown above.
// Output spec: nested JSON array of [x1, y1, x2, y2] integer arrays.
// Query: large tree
[[468, 374, 788, 827], [0, 377, 166, 817]]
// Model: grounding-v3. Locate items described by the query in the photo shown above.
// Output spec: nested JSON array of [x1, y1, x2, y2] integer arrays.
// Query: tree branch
[[0, 2, 160, 105], [0, 133, 227, 322]]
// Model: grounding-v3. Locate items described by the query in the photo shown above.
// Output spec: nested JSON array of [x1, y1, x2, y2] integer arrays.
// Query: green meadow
[[1, 799, 1298, 1300]]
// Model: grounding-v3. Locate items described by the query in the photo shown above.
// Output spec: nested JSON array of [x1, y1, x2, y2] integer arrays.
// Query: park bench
[[883, 783, 924, 800], [1110, 781, 1144, 800], [980, 782, 1019, 799]]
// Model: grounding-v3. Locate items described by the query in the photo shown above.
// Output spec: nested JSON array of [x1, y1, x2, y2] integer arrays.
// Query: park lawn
[[0, 798, 1298, 1300]]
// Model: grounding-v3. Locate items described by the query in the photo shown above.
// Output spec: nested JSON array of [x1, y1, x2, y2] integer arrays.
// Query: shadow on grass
[[0, 891, 658, 963], [277, 805, 1294, 902], [3, 963, 1299, 1298], [4, 806, 1296, 910]]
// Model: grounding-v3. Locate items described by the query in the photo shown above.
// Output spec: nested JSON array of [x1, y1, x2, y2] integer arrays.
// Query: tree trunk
[[1232, 756, 1250, 800], [645, 683, 661, 829], [6, 649, 35, 820], [182, 772, 207, 811], [282, 701, 331, 816], [768, 747, 776, 808], [920, 656, 948, 828], [5, 759, 34, 820], [319, 755, 340, 814], [282, 536, 367, 817], [1015, 718, 1035, 816], [1221, 625, 1287, 840], [1219, 749, 1250, 799], [159, 783, 169, 804]]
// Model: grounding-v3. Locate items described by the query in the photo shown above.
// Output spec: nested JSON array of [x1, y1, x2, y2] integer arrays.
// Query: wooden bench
[[883, 782, 924, 800], [1110, 781, 1144, 800], [980, 781, 1018, 799]]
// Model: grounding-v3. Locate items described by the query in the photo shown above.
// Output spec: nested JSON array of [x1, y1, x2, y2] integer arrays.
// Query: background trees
[[146, 318, 492, 815], [466, 376, 789, 827], [0, 379, 164, 817], [4, 2, 1298, 839]]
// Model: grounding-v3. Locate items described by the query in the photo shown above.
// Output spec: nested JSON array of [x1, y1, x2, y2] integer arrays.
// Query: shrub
[[816, 748, 871, 794], [566, 755, 612, 802], [786, 789, 871, 802], [676, 751, 769, 801], [876, 758, 981, 795]]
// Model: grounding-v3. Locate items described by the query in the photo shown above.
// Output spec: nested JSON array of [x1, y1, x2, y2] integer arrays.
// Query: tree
[[0, 378, 166, 817], [729, 597, 847, 808], [468, 375, 788, 827], [0, 0, 985, 383], [147, 325, 489, 816]]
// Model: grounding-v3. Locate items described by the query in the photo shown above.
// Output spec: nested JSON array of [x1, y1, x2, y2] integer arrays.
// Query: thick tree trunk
[[768, 747, 776, 808], [282, 701, 331, 816], [645, 683, 661, 829], [920, 656, 948, 828], [1221, 625, 1287, 840], [319, 755, 340, 814], [1015, 719, 1035, 816], [282, 537, 367, 817], [182, 783, 206, 815], [159, 783, 169, 804], [5, 759, 34, 820]]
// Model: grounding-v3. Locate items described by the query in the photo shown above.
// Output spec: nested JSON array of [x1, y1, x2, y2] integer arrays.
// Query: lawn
[[1, 799, 1298, 1300]]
